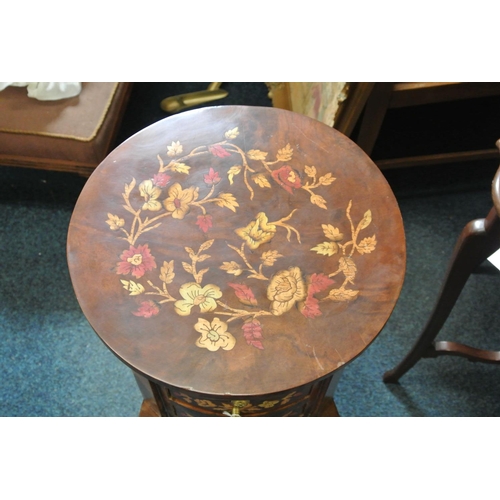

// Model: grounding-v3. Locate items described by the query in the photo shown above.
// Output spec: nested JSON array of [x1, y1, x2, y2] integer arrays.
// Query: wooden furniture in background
[[268, 82, 500, 170], [0, 82, 132, 176], [384, 141, 500, 383], [67, 106, 406, 416]]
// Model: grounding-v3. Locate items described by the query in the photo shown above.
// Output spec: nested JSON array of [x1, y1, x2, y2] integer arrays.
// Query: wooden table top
[[67, 106, 406, 396]]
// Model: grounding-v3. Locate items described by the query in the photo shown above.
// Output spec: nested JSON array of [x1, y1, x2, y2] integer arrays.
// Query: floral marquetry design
[[104, 122, 381, 354]]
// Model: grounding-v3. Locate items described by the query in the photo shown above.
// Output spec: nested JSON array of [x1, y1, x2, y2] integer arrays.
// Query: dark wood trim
[[334, 83, 375, 137], [375, 148, 499, 170], [389, 82, 500, 108]]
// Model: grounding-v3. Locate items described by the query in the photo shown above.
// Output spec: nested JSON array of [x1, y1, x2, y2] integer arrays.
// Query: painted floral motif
[[235, 212, 277, 250], [267, 267, 307, 316], [174, 283, 222, 316], [116, 244, 156, 278], [271, 165, 302, 194], [163, 183, 199, 219], [194, 317, 236, 351], [196, 214, 213, 233], [107, 125, 378, 353], [139, 180, 162, 211], [153, 173, 171, 188], [106, 214, 124, 231], [133, 300, 160, 318]]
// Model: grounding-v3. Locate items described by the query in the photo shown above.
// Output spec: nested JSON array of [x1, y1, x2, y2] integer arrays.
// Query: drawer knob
[[223, 400, 250, 417]]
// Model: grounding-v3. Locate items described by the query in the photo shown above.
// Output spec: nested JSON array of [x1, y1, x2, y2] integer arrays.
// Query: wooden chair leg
[[384, 207, 500, 383], [355, 82, 394, 156]]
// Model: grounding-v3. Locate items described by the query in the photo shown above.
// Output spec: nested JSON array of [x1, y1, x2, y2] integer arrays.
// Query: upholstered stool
[[0, 82, 132, 176], [67, 105, 406, 416]]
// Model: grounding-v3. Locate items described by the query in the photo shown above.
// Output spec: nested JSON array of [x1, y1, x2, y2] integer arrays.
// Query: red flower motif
[[117, 244, 157, 278], [196, 214, 213, 233], [271, 165, 302, 194], [153, 173, 171, 187], [209, 144, 231, 158], [204, 168, 221, 185], [133, 300, 160, 318]]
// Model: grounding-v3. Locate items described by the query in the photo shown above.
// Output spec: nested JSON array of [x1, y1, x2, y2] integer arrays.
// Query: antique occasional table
[[67, 105, 406, 417]]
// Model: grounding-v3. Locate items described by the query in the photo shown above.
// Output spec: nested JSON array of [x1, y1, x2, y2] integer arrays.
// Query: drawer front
[[158, 385, 313, 417]]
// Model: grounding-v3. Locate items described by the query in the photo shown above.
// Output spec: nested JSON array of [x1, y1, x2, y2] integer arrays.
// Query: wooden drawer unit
[[151, 377, 331, 417]]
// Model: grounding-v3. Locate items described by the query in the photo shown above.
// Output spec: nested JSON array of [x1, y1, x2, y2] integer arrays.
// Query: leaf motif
[[310, 194, 327, 209], [358, 210, 372, 230], [198, 239, 214, 252], [318, 173, 336, 186], [299, 295, 322, 318], [197, 254, 211, 262], [304, 165, 317, 178], [182, 262, 193, 274], [311, 242, 339, 256], [225, 127, 239, 139], [246, 149, 268, 161], [124, 178, 136, 197], [252, 173, 271, 188], [220, 261, 243, 276], [228, 283, 258, 306], [308, 273, 334, 295], [339, 257, 357, 282], [242, 319, 264, 350], [171, 163, 190, 174], [276, 143, 293, 161], [328, 288, 359, 302], [215, 193, 239, 212], [185, 247, 195, 258], [197, 268, 209, 280], [322, 224, 343, 241], [121, 280, 145, 296], [159, 261, 175, 284], [357, 235, 377, 254], [227, 165, 242, 185], [261, 250, 283, 266]]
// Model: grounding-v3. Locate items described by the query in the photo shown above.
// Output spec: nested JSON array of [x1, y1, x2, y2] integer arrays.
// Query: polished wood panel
[[67, 106, 405, 415]]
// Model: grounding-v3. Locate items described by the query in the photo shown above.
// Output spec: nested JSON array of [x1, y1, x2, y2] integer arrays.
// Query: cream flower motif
[[194, 317, 236, 352], [167, 140, 183, 157], [234, 212, 276, 250], [163, 183, 199, 219], [139, 180, 162, 211], [267, 266, 307, 316], [106, 213, 125, 230], [174, 282, 222, 316]]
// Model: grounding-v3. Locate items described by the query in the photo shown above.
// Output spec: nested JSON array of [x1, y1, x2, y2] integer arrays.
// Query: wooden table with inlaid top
[[67, 105, 406, 417]]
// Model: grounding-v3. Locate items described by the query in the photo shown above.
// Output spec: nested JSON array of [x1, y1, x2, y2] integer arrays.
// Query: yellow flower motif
[[163, 183, 199, 219], [194, 399, 217, 408], [267, 266, 307, 316], [235, 212, 276, 250], [259, 400, 280, 408], [194, 317, 236, 352], [106, 213, 125, 230], [139, 180, 162, 211], [174, 282, 222, 316]]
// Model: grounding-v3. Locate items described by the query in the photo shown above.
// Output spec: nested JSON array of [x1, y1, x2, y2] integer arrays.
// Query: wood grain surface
[[67, 105, 406, 397]]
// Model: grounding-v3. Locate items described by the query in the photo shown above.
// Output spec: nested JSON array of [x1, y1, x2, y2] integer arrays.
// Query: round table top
[[67, 105, 406, 396]]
